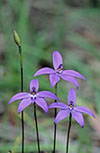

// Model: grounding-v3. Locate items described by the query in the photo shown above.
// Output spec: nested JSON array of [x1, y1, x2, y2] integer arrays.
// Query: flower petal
[[67, 88, 76, 106], [8, 92, 30, 104], [63, 70, 86, 80], [60, 74, 79, 89], [49, 102, 68, 109], [71, 111, 84, 128], [30, 79, 39, 93], [75, 106, 95, 118], [38, 91, 59, 101], [55, 110, 70, 124], [49, 74, 60, 88], [18, 98, 32, 114], [35, 97, 48, 113], [53, 51, 63, 70], [34, 67, 55, 77]]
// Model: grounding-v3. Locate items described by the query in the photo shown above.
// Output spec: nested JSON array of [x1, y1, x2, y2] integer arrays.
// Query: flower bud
[[13, 30, 21, 47]]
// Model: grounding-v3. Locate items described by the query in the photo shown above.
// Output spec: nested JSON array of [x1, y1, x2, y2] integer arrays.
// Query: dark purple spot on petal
[[34, 97, 37, 100], [31, 97, 33, 100]]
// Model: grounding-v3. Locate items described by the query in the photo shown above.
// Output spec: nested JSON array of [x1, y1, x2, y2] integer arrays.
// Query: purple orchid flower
[[9, 79, 58, 114], [49, 88, 95, 127], [34, 51, 86, 89]]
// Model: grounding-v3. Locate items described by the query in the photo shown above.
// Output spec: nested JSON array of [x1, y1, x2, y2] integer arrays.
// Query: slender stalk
[[18, 46, 24, 153], [34, 103, 40, 153], [13, 31, 24, 153], [53, 83, 58, 153], [66, 113, 72, 153]]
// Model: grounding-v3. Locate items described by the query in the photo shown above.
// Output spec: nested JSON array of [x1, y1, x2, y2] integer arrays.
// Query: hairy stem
[[34, 103, 40, 153], [66, 113, 72, 153], [53, 83, 58, 153]]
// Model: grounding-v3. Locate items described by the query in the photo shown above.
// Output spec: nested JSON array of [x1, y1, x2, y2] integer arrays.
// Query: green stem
[[66, 113, 72, 153], [53, 83, 58, 153], [18, 46, 24, 153], [34, 103, 40, 153]]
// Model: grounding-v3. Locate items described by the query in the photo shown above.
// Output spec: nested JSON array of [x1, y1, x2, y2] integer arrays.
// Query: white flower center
[[68, 105, 74, 111], [30, 94, 38, 100]]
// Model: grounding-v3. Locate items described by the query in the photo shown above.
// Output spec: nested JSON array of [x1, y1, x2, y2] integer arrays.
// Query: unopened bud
[[13, 30, 21, 47]]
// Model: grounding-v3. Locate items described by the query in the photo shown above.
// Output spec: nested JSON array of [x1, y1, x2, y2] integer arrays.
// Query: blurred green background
[[0, 0, 100, 152]]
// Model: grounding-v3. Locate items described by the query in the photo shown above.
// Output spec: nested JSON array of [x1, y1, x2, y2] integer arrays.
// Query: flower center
[[70, 104, 73, 108], [31, 95, 37, 102], [68, 101, 74, 111], [33, 92, 35, 95], [31, 87, 37, 95], [68, 105, 74, 111], [57, 64, 63, 74], [58, 68, 61, 71]]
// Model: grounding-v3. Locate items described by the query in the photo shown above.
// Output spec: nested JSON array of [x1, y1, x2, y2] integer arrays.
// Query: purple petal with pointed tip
[[71, 111, 84, 128], [55, 110, 70, 124], [18, 98, 32, 114], [34, 67, 55, 77], [38, 91, 59, 101], [35, 97, 48, 113], [67, 88, 76, 106], [60, 74, 79, 89], [9, 92, 30, 104], [53, 51, 63, 70], [75, 106, 95, 118], [49, 102, 68, 109], [49, 74, 60, 88], [30, 79, 39, 93], [63, 70, 86, 80]]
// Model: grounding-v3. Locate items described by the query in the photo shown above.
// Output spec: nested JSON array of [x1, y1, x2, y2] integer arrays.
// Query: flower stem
[[53, 83, 58, 153], [13, 31, 24, 153], [18, 46, 24, 153], [34, 103, 40, 153], [66, 113, 72, 153]]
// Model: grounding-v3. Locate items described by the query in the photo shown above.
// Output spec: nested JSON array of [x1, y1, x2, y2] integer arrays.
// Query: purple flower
[[9, 79, 58, 114], [34, 51, 86, 89], [49, 88, 95, 127]]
